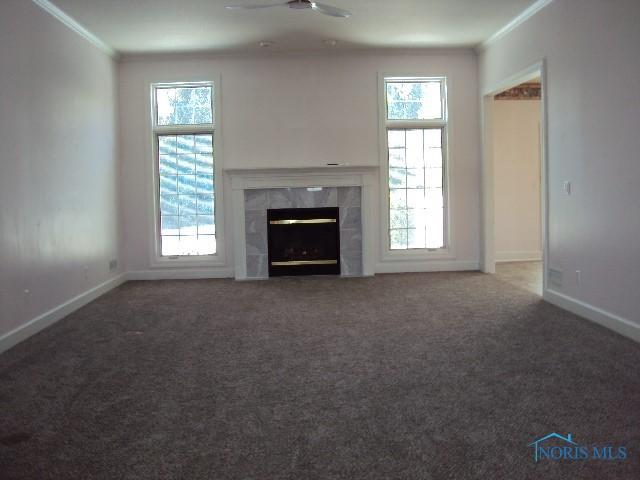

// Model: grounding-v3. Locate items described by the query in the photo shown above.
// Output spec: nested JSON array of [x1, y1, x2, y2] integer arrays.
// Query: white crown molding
[[478, 0, 554, 52], [32, 0, 117, 58]]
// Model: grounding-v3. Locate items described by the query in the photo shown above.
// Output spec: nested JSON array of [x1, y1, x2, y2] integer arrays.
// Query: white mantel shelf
[[226, 165, 378, 280], [225, 165, 379, 190], [224, 165, 379, 175]]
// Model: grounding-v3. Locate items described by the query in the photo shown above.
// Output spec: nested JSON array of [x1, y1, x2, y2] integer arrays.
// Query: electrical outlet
[[576, 270, 581, 287], [563, 181, 572, 195], [109, 259, 118, 272]]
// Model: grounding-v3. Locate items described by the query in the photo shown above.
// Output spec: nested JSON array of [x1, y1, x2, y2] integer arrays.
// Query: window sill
[[380, 247, 455, 262], [150, 255, 226, 269]]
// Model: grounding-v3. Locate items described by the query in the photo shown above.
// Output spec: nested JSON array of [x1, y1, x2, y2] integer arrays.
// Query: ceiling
[[50, 0, 539, 54]]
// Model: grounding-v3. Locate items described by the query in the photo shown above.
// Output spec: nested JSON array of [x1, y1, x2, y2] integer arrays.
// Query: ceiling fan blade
[[310, 2, 351, 18], [225, 2, 289, 10]]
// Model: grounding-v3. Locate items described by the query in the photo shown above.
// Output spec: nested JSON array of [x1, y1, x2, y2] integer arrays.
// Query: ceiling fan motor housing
[[289, 0, 312, 9]]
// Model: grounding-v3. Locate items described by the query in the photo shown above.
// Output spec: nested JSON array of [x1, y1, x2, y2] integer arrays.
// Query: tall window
[[152, 83, 216, 256], [384, 77, 447, 250]]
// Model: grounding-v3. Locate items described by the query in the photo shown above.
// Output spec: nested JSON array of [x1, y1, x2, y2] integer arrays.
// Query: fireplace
[[226, 167, 376, 279], [267, 207, 340, 276]]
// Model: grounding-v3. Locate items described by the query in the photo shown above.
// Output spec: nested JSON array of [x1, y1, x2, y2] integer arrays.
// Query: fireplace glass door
[[267, 207, 340, 276]]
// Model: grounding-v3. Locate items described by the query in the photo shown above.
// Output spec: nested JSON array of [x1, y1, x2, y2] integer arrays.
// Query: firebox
[[267, 207, 340, 276]]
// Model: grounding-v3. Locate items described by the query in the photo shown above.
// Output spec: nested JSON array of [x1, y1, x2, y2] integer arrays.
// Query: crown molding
[[32, 0, 117, 58], [477, 0, 554, 52]]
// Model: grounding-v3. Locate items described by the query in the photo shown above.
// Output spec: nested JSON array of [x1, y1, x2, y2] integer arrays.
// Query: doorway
[[480, 62, 547, 296]]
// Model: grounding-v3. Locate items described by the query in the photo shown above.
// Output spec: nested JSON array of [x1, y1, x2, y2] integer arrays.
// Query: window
[[383, 77, 447, 250], [152, 83, 217, 257]]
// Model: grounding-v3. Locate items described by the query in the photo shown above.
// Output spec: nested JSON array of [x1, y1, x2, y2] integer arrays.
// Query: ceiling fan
[[225, 0, 352, 18]]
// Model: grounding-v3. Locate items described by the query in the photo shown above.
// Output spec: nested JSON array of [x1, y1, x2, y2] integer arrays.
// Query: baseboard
[[544, 289, 640, 343], [375, 260, 479, 274], [0, 273, 127, 354], [495, 251, 542, 263], [127, 268, 234, 280]]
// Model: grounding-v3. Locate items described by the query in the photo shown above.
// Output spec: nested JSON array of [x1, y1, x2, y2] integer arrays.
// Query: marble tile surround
[[244, 186, 362, 278]]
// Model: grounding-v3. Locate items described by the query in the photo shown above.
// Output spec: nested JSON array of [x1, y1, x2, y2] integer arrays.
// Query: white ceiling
[[50, 0, 539, 54]]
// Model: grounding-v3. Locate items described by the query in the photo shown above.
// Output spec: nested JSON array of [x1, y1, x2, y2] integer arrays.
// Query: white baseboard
[[0, 273, 127, 354], [127, 268, 234, 280], [495, 251, 542, 263], [375, 260, 479, 274], [544, 289, 640, 343]]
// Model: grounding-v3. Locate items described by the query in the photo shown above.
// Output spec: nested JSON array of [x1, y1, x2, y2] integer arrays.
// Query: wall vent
[[548, 268, 563, 287]]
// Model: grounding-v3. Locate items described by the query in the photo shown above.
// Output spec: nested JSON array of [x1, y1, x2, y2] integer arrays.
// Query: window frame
[[378, 73, 453, 261], [149, 79, 225, 267]]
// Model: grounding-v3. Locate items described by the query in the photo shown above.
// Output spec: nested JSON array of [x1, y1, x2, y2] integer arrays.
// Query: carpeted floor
[[1, 272, 639, 479], [496, 261, 543, 296]]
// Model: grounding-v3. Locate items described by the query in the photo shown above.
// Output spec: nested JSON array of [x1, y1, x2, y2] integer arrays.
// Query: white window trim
[[148, 77, 226, 268], [377, 72, 455, 262]]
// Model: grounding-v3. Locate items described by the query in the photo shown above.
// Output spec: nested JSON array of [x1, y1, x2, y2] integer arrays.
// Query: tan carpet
[[1, 272, 639, 479], [496, 261, 543, 296]]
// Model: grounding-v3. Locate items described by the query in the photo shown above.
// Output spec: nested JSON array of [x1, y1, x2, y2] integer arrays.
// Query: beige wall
[[0, 0, 121, 339], [480, 0, 640, 325], [493, 99, 541, 262], [118, 50, 482, 273]]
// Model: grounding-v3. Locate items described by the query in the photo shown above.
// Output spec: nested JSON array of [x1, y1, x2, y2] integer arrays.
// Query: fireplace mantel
[[224, 165, 378, 173], [225, 165, 378, 190], [225, 165, 378, 280]]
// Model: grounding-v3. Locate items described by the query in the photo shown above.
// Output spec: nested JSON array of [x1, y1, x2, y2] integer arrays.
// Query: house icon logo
[[528, 432, 628, 463], [528, 433, 578, 462]]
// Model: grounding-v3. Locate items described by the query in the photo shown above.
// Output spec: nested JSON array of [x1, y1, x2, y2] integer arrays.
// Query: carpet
[[1, 272, 639, 479]]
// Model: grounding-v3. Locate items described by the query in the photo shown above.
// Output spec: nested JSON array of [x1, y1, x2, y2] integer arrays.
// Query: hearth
[[267, 207, 340, 276]]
